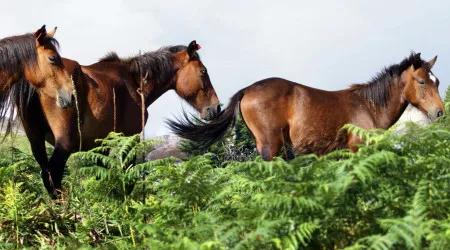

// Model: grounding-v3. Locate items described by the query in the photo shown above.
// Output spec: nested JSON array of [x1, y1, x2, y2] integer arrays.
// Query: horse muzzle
[[56, 89, 73, 109], [426, 107, 444, 121], [201, 104, 221, 121]]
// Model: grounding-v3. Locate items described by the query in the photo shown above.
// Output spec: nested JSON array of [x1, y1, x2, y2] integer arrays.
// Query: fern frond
[[72, 151, 118, 169]]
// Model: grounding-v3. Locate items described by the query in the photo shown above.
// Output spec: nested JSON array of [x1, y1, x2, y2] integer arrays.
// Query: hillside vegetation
[[1, 88, 450, 249]]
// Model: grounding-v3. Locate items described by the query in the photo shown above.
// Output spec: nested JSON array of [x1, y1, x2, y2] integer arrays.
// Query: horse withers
[[168, 53, 444, 160]]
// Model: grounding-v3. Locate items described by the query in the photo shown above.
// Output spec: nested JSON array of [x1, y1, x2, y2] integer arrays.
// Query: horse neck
[[365, 78, 409, 129], [139, 70, 176, 108], [145, 82, 174, 107], [131, 51, 180, 107]]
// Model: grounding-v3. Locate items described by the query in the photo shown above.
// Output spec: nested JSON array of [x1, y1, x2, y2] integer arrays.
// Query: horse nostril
[[437, 110, 443, 118]]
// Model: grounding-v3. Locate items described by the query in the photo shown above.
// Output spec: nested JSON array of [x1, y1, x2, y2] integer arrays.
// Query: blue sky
[[1, 0, 449, 137]]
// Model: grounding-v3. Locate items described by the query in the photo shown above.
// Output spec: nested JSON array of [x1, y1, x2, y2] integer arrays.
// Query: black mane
[[0, 79, 37, 137], [350, 52, 429, 107], [0, 33, 59, 81], [99, 52, 120, 62], [99, 45, 200, 86], [0, 33, 58, 137]]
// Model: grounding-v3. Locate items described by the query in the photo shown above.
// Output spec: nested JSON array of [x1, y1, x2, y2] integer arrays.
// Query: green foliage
[[2, 113, 450, 248], [445, 84, 450, 105], [180, 114, 257, 167]]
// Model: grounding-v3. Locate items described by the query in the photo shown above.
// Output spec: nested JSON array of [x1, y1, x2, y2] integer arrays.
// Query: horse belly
[[290, 128, 345, 155], [289, 105, 348, 155]]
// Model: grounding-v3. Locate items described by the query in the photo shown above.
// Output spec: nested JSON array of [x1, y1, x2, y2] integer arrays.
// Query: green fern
[[3, 100, 450, 248]]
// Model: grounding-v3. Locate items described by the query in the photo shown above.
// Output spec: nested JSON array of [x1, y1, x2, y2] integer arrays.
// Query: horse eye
[[418, 80, 425, 85], [48, 56, 57, 64], [200, 69, 207, 75]]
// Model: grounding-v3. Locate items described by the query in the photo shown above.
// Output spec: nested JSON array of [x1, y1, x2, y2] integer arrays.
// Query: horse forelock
[[48, 37, 60, 53]]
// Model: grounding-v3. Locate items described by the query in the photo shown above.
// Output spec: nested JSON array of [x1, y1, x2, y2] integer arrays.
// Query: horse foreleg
[[28, 134, 54, 195], [47, 140, 73, 197], [256, 136, 283, 161], [19, 108, 54, 195]]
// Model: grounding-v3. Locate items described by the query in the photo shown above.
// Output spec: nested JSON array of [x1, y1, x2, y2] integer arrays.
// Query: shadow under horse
[[168, 52, 444, 160], [4, 40, 220, 197]]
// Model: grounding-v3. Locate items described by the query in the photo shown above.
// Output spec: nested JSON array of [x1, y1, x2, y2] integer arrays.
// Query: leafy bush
[[1, 114, 450, 249]]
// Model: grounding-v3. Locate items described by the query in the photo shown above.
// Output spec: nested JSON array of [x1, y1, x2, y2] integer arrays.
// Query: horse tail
[[166, 88, 246, 149], [0, 79, 37, 139]]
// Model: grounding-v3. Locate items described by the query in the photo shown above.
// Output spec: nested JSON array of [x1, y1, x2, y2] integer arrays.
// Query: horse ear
[[34, 25, 47, 46], [428, 55, 438, 68], [187, 40, 201, 58], [47, 26, 57, 37]]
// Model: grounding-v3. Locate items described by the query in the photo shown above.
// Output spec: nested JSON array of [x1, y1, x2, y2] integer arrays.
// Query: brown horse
[[167, 53, 444, 160], [4, 40, 220, 196], [0, 25, 73, 133]]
